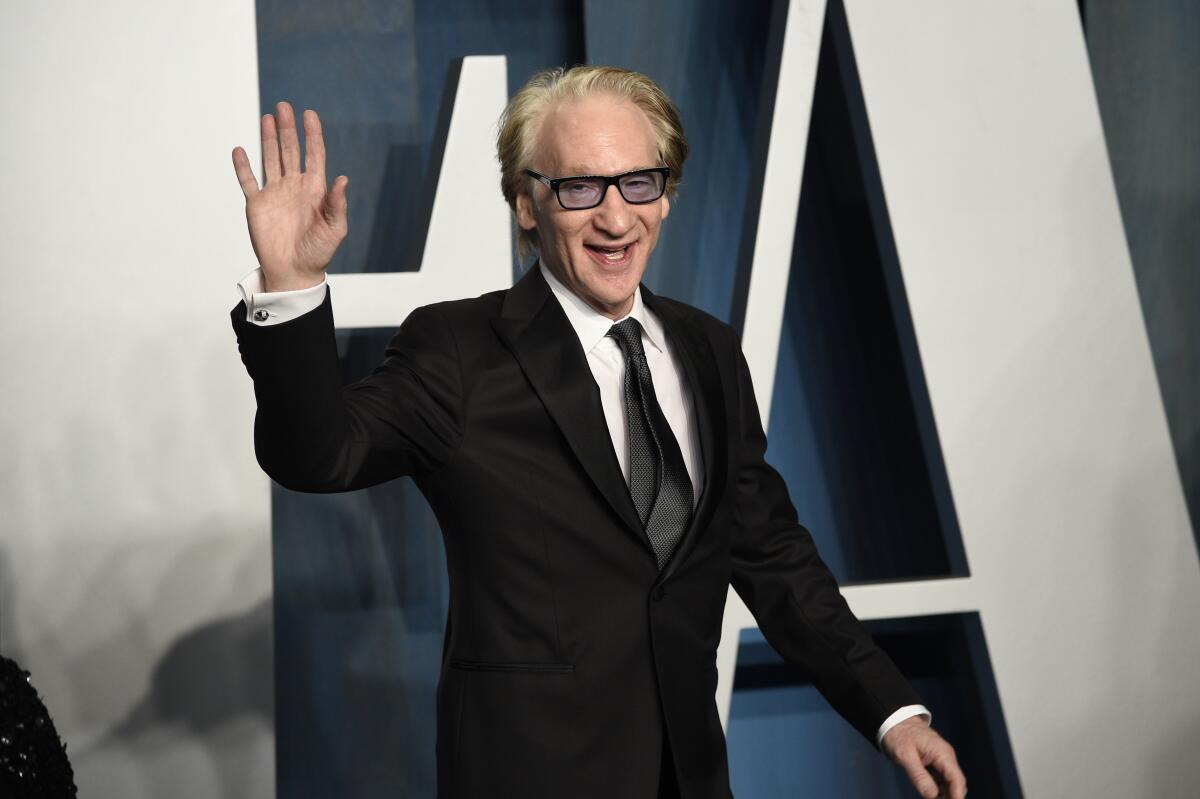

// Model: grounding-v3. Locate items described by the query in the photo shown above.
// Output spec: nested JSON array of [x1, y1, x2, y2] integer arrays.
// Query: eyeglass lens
[[558, 170, 665, 209]]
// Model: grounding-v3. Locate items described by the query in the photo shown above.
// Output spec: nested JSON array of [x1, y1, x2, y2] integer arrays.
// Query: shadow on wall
[[103, 599, 273, 735], [76, 598, 274, 799]]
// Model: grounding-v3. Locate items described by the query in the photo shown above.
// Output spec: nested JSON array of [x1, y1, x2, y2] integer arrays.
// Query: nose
[[591, 183, 635, 238]]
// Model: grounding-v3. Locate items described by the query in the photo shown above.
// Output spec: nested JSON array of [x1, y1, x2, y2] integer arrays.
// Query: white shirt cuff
[[876, 704, 932, 749], [237, 268, 327, 325]]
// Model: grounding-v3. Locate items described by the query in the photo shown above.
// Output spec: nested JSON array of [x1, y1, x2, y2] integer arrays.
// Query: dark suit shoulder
[[405, 286, 507, 355], [409, 286, 504, 329], [414, 285, 505, 318], [648, 293, 739, 348]]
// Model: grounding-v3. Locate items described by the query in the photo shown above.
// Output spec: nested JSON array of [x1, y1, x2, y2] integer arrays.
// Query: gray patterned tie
[[607, 318, 694, 570]]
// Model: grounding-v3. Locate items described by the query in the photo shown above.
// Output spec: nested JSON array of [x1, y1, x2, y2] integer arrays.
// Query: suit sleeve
[[727, 341, 923, 744], [230, 287, 464, 492]]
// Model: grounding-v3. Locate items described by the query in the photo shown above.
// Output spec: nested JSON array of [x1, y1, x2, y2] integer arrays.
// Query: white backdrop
[[1, 1, 273, 796]]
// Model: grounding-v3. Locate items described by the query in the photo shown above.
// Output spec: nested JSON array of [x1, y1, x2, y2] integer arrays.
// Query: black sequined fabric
[[0, 654, 77, 797]]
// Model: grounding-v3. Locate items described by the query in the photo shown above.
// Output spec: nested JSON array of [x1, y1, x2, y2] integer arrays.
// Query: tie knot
[[607, 317, 646, 361]]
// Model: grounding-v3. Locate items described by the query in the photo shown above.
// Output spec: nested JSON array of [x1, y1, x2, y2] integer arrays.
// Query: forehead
[[532, 94, 659, 175]]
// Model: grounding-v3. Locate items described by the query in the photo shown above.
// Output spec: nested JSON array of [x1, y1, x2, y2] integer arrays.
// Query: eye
[[620, 172, 663, 201]]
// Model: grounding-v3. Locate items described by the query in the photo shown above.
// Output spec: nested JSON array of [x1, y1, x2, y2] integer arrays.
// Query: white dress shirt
[[537, 263, 704, 506], [237, 265, 931, 746]]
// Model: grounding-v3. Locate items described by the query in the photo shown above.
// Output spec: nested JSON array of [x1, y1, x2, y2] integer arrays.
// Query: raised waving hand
[[232, 102, 349, 292]]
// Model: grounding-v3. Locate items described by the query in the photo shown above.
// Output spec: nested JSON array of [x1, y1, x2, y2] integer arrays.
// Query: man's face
[[515, 94, 670, 320]]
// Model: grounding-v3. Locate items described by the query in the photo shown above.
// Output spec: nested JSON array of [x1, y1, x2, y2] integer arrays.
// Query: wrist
[[238, 268, 327, 325], [263, 274, 325, 293], [881, 715, 931, 758], [876, 704, 932, 751]]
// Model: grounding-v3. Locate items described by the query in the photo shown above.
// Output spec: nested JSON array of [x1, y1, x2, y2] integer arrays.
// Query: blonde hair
[[497, 65, 689, 259]]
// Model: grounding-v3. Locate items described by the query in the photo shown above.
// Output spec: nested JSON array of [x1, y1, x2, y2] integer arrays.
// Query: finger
[[323, 175, 349, 229], [931, 753, 967, 799], [303, 109, 326, 185], [276, 101, 301, 176], [261, 113, 281, 183], [231, 146, 259, 198], [897, 752, 940, 799]]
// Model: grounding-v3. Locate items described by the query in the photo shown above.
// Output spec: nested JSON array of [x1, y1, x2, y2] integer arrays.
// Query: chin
[[589, 268, 643, 306], [553, 245, 651, 314]]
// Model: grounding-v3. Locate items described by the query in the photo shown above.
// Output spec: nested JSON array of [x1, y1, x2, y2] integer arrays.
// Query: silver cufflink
[[253, 309, 270, 322]]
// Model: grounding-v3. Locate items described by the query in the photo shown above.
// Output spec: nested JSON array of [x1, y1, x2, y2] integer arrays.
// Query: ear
[[515, 190, 538, 231], [660, 193, 671, 222]]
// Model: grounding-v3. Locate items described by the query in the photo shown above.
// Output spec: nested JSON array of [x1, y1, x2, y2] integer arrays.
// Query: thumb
[[324, 175, 349, 228]]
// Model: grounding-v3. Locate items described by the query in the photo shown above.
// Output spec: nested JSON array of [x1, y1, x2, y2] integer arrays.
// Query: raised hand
[[232, 102, 349, 292]]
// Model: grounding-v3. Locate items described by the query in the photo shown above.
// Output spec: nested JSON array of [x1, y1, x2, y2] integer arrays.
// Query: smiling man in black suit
[[230, 65, 965, 799]]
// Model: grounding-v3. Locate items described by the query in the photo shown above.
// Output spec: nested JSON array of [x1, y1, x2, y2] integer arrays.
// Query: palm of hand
[[246, 167, 339, 282], [232, 101, 349, 292]]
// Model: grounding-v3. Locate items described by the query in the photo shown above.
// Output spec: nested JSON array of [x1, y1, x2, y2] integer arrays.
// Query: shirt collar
[[539, 261, 666, 355]]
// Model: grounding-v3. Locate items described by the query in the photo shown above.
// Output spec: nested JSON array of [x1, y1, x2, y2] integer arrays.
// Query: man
[[230, 65, 966, 799]]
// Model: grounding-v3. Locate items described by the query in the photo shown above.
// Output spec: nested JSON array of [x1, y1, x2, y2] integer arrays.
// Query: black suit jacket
[[231, 264, 922, 798]]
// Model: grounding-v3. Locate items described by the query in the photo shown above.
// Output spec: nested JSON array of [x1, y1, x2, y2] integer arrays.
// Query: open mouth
[[584, 241, 636, 266]]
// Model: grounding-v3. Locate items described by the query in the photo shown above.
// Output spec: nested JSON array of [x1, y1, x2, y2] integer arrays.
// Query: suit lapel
[[641, 285, 728, 583], [491, 266, 730, 577], [491, 266, 648, 547]]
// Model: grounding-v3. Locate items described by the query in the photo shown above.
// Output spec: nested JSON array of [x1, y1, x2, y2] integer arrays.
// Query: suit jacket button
[[653, 585, 666, 601]]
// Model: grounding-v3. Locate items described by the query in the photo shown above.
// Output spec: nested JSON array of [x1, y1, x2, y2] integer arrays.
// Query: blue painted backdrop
[[252, 0, 1200, 795]]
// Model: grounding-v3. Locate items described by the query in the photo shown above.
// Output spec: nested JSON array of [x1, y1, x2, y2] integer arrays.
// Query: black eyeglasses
[[524, 167, 670, 210]]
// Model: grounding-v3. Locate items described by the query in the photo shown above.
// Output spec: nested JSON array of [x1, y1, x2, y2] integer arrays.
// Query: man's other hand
[[881, 716, 966, 799], [231, 102, 349, 292]]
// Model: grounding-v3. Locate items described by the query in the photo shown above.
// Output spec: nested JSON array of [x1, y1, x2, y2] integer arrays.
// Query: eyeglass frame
[[523, 167, 671, 210]]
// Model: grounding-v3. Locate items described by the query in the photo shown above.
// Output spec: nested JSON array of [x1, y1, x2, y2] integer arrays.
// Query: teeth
[[592, 244, 629, 261]]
